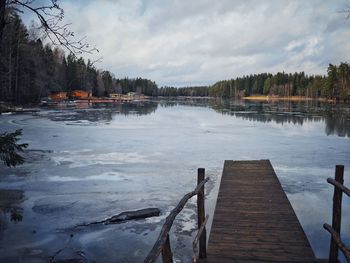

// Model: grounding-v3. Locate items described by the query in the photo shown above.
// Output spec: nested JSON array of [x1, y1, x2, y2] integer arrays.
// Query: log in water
[[75, 208, 161, 228]]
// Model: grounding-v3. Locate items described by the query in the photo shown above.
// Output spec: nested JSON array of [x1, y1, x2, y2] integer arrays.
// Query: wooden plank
[[200, 160, 317, 263]]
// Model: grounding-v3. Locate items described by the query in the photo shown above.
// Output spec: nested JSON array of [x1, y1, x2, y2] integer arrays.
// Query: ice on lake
[[0, 99, 349, 262]]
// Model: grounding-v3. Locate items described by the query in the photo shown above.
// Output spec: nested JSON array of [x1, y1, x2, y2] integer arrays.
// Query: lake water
[[0, 98, 350, 262]]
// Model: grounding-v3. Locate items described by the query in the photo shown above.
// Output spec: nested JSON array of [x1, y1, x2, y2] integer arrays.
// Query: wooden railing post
[[197, 168, 207, 259], [329, 165, 344, 263], [161, 235, 173, 263], [144, 177, 209, 263]]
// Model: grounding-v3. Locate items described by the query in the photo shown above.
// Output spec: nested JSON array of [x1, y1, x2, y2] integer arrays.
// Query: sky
[[22, 0, 350, 86]]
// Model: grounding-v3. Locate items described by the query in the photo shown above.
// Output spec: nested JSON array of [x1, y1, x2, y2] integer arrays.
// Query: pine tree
[[0, 129, 28, 167]]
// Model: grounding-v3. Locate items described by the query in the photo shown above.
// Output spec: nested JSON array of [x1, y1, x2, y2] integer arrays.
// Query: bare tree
[[0, 0, 98, 54], [0, 0, 5, 41], [339, 3, 350, 19]]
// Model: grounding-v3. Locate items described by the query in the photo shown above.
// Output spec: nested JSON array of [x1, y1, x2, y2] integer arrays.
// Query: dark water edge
[[0, 98, 349, 262]]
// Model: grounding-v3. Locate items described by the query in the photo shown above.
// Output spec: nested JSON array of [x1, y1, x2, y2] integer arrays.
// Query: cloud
[[23, 0, 350, 86]]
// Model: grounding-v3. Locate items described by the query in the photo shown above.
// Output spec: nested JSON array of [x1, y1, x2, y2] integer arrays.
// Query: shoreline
[[243, 95, 335, 103], [0, 96, 343, 115]]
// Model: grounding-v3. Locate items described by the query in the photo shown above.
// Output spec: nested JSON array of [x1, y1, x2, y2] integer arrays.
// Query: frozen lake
[[0, 99, 350, 262]]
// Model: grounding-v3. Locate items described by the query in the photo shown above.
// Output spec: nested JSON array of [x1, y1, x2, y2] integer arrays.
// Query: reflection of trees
[[10, 208, 23, 223], [157, 98, 212, 108], [209, 100, 350, 138], [42, 98, 350, 137], [158, 98, 350, 138], [0, 189, 24, 237], [42, 101, 158, 123], [324, 107, 350, 137], [210, 100, 312, 125], [117, 102, 158, 116]]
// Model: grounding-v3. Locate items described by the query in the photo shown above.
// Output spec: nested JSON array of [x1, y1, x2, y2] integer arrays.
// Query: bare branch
[[338, 4, 350, 19], [90, 56, 103, 65], [7, 0, 98, 55]]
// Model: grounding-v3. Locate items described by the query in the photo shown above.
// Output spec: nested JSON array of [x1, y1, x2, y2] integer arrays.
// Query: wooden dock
[[200, 160, 317, 263]]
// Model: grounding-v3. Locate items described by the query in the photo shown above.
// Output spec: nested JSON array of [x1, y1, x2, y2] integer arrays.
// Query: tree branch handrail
[[323, 223, 350, 262], [143, 177, 209, 263], [327, 178, 350, 197]]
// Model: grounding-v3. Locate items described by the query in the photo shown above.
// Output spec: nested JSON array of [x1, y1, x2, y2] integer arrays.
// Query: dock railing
[[144, 168, 209, 263], [324, 165, 350, 262]]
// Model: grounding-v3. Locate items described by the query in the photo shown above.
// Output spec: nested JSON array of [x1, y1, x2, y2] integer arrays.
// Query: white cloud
[[23, 0, 350, 86]]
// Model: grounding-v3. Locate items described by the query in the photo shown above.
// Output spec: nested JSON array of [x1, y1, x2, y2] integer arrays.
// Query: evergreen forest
[[1, 8, 349, 105]]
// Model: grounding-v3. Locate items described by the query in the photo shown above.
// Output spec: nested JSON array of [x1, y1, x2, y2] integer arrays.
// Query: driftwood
[[75, 208, 160, 228]]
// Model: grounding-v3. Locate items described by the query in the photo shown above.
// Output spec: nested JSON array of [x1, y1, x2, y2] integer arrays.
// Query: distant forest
[[0, 9, 349, 105], [161, 65, 350, 101], [207, 65, 350, 100], [0, 10, 158, 104]]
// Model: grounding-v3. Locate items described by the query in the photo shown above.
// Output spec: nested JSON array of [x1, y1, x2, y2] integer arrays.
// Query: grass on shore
[[243, 95, 334, 102]]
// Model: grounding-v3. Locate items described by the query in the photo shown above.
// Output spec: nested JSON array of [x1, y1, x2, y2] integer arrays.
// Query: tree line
[[208, 65, 350, 100], [158, 65, 350, 101], [1, 7, 349, 105], [158, 86, 208, 97], [0, 9, 157, 105]]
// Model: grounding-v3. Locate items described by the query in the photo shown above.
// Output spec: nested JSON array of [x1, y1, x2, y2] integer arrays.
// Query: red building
[[49, 92, 68, 101], [70, 90, 92, 99]]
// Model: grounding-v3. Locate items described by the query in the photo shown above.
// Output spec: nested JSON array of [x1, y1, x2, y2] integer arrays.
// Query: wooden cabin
[[49, 92, 67, 101], [70, 90, 91, 99]]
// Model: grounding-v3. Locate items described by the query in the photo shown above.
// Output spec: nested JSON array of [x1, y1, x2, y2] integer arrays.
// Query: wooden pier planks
[[201, 160, 317, 263]]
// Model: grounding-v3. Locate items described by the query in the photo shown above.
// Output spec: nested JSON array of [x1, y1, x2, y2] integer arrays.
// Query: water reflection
[[1, 98, 349, 262], [38, 99, 350, 136], [37, 102, 158, 124], [0, 189, 24, 237], [9, 208, 23, 223], [158, 99, 350, 138]]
